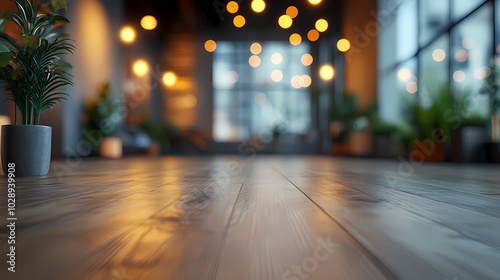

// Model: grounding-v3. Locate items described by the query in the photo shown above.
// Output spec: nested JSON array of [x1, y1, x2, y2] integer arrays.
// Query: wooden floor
[[1, 156, 499, 280]]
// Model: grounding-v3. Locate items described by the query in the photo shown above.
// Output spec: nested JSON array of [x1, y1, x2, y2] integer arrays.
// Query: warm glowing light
[[249, 55, 261, 67], [337, 39, 351, 52], [140, 15, 157, 30], [250, 42, 262, 54], [251, 0, 266, 13], [228, 71, 239, 83], [205, 40, 217, 52], [226, 1, 239, 14], [315, 19, 328, 32], [286, 6, 298, 18], [301, 54, 313, 66], [432, 49, 446, 62], [462, 38, 475, 50], [278, 15, 293, 29], [184, 95, 198, 108], [474, 67, 491, 80], [234, 15, 246, 28], [162, 72, 177, 87], [307, 29, 319, 42], [406, 82, 418, 94], [455, 50, 468, 62], [271, 70, 283, 82], [120, 26, 135, 43], [255, 92, 267, 105], [397, 68, 412, 81], [319, 65, 335, 80], [453, 70, 466, 83], [289, 33, 302, 46], [133, 60, 149, 76], [308, 0, 322, 4], [271, 53, 283, 64], [300, 75, 312, 88], [291, 75, 302, 88]]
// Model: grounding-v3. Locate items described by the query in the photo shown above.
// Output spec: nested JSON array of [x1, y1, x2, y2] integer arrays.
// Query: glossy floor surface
[[1, 156, 499, 280]]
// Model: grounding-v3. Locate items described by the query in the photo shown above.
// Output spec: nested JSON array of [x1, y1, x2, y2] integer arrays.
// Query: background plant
[[480, 59, 500, 142], [0, 0, 72, 125]]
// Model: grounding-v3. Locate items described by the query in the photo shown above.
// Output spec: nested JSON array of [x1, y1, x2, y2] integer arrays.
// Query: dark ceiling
[[123, 0, 343, 36]]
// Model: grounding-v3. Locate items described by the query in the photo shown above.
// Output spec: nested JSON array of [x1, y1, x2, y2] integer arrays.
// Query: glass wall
[[213, 42, 311, 142], [378, 0, 492, 121]]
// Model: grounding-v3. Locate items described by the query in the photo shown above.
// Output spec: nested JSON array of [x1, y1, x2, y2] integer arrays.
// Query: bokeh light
[[406, 82, 418, 93], [453, 70, 466, 82], [462, 38, 475, 50], [337, 39, 351, 52], [205, 40, 217, 52], [249, 55, 261, 67], [307, 29, 319, 42], [278, 15, 293, 29], [133, 60, 149, 76], [397, 68, 412, 81], [140, 15, 157, 30], [286, 6, 298, 18], [255, 92, 267, 105], [228, 71, 239, 83], [301, 54, 313, 66], [186, 95, 198, 108], [251, 0, 266, 13], [162, 72, 177, 87], [315, 19, 328, 32], [432, 49, 446, 62], [120, 26, 135, 43], [319, 65, 335, 80], [226, 1, 239, 14], [308, 0, 322, 5], [291, 75, 302, 88], [271, 53, 283, 64], [300, 75, 312, 88], [250, 42, 262, 55], [234, 15, 246, 28], [454, 50, 468, 62], [289, 33, 302, 46], [271, 69, 283, 82]]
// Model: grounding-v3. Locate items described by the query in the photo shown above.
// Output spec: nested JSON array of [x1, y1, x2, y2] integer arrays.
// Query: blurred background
[[1, 0, 499, 163]]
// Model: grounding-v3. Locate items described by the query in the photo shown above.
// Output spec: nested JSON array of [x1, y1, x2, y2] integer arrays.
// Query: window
[[378, 0, 491, 121], [213, 42, 311, 142], [419, 0, 449, 45]]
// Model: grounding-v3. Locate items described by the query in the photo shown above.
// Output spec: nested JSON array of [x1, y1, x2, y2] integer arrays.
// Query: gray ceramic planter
[[1, 125, 52, 176]]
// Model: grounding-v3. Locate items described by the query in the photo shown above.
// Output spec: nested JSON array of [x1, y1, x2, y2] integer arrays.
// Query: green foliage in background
[[0, 0, 72, 125], [331, 93, 370, 142], [140, 119, 179, 153], [84, 83, 122, 153], [480, 59, 500, 114]]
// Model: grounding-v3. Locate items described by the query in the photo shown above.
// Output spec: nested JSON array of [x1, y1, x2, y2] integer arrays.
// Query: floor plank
[[0, 156, 499, 280]]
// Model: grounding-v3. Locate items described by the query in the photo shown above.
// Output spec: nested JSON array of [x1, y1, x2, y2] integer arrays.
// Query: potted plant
[[402, 85, 456, 162], [84, 83, 123, 157], [480, 59, 500, 163], [330, 93, 370, 155], [0, 0, 72, 176]]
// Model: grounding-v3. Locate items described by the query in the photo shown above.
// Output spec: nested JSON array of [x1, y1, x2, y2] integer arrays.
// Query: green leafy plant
[[331, 93, 370, 142], [140, 119, 179, 153], [84, 83, 123, 154], [480, 59, 500, 142], [0, 0, 72, 125]]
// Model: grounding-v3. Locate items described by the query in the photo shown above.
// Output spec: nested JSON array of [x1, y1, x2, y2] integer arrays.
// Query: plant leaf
[[21, 34, 38, 49], [51, 0, 67, 11], [0, 41, 13, 67]]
